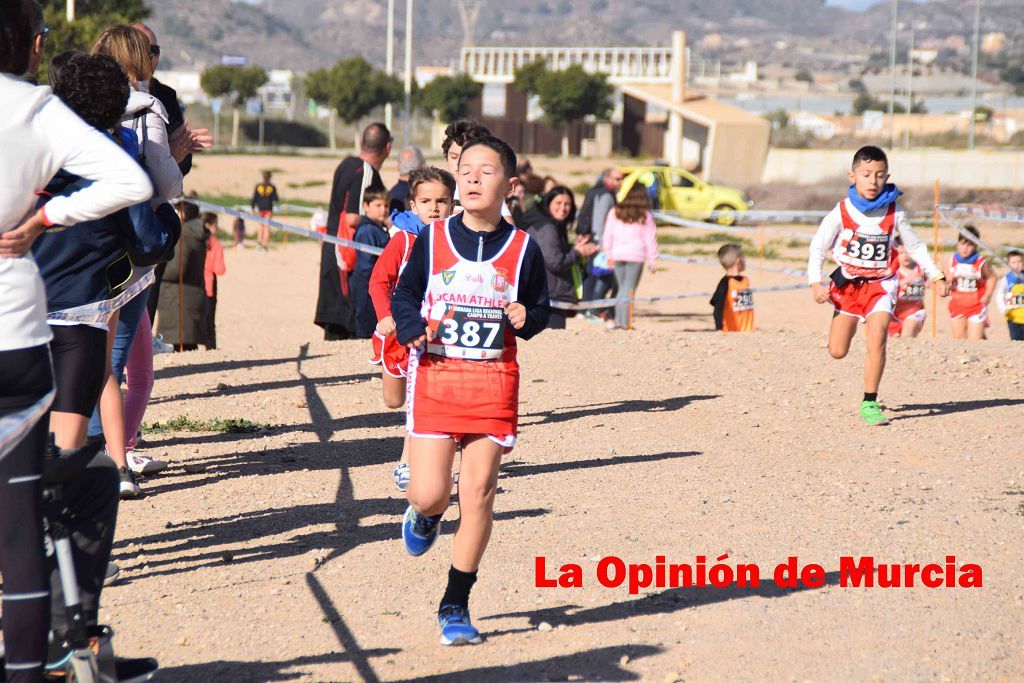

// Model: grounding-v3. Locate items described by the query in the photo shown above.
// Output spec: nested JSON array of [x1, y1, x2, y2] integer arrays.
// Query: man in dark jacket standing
[[314, 122, 391, 340], [577, 168, 623, 308]]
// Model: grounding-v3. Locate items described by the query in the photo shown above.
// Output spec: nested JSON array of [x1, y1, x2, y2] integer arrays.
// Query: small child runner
[[888, 239, 928, 338], [351, 189, 392, 339], [710, 243, 754, 332], [368, 167, 456, 491], [994, 249, 1024, 341], [946, 225, 996, 340], [251, 170, 278, 251], [390, 136, 549, 646], [808, 145, 948, 426]]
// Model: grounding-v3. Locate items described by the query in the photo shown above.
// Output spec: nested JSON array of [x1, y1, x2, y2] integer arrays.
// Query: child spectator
[[808, 146, 947, 426], [251, 170, 278, 251], [232, 216, 245, 248], [203, 212, 226, 349], [710, 243, 754, 332], [602, 181, 659, 330], [946, 225, 996, 340], [351, 188, 391, 339], [995, 250, 1024, 341], [889, 238, 928, 338]]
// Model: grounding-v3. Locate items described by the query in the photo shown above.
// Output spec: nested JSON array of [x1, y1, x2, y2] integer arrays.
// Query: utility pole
[[403, 0, 414, 147], [385, 0, 395, 130], [905, 28, 914, 150], [888, 0, 899, 150], [67, 0, 75, 22], [968, 0, 982, 150]]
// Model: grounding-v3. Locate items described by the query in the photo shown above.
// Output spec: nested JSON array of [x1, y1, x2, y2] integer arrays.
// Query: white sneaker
[[119, 467, 141, 499], [152, 334, 174, 354], [127, 450, 167, 476]]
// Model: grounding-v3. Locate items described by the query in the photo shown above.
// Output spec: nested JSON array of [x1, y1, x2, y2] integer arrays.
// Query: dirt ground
[[88, 210, 1024, 682]]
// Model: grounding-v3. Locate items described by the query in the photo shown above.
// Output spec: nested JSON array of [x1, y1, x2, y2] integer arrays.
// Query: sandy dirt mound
[[98, 239, 1024, 681]]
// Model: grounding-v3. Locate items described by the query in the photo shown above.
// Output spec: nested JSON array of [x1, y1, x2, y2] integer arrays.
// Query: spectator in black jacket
[[522, 186, 598, 329]]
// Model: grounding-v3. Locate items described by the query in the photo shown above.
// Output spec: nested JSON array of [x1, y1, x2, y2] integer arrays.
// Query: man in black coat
[[314, 123, 392, 340]]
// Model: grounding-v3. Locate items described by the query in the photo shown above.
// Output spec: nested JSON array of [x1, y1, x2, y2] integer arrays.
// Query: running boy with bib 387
[[390, 136, 549, 646]]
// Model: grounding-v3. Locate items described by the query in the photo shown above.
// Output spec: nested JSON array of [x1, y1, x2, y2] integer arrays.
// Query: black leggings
[[0, 344, 53, 683], [50, 325, 107, 417]]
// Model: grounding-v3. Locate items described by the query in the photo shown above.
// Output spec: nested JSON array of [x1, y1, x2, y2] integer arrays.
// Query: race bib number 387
[[428, 303, 506, 360]]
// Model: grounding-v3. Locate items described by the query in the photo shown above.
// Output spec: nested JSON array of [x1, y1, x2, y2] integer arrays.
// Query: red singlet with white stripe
[[407, 217, 531, 437]]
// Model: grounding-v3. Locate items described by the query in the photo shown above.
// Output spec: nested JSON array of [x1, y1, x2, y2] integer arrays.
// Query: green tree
[[418, 74, 482, 123], [517, 63, 612, 158], [764, 109, 789, 130], [974, 105, 994, 122], [305, 56, 402, 124], [200, 65, 269, 106], [794, 68, 814, 84], [513, 59, 548, 95], [38, 0, 149, 80]]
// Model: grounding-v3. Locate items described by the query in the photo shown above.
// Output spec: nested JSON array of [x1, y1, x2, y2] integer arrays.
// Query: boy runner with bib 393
[[808, 146, 948, 425], [995, 250, 1024, 341], [391, 136, 549, 646], [368, 167, 456, 491], [945, 225, 996, 340], [888, 239, 929, 338]]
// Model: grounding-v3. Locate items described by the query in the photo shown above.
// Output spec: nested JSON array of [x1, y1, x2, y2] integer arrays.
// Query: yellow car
[[618, 165, 752, 225]]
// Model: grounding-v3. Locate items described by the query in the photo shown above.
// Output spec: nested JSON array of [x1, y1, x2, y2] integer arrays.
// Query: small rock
[[184, 463, 206, 474], [221, 552, 234, 563], [537, 621, 553, 632], [619, 655, 630, 666]]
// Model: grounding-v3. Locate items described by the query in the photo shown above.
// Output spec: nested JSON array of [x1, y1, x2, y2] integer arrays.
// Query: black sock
[[864, 392, 878, 403], [439, 566, 477, 610]]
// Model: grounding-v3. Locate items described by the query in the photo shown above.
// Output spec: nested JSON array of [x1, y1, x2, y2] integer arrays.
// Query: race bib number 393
[[842, 233, 890, 268], [429, 304, 506, 360]]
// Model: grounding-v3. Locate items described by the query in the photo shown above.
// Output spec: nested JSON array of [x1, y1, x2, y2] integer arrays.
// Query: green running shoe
[[860, 400, 890, 426]]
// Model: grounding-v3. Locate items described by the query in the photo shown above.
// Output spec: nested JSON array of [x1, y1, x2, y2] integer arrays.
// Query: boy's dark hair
[[959, 224, 980, 243], [409, 166, 455, 200], [201, 212, 218, 226], [442, 118, 491, 157], [50, 52, 130, 132], [262, 171, 272, 181], [717, 243, 744, 269], [1007, 250, 1024, 260], [0, 0, 38, 76], [362, 188, 390, 205], [458, 135, 518, 180], [852, 145, 888, 170]]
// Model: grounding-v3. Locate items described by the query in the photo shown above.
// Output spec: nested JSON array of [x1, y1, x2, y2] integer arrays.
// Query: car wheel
[[711, 204, 738, 226]]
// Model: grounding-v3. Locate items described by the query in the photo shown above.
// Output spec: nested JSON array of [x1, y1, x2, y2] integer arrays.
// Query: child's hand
[[934, 279, 950, 297], [811, 282, 830, 304], [505, 301, 527, 330], [377, 316, 396, 337]]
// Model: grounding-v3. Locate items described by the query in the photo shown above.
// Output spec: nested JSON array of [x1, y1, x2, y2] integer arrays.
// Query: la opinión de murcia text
[[535, 555, 983, 594]]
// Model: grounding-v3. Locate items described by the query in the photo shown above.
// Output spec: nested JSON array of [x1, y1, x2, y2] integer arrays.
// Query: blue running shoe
[[438, 604, 482, 646], [401, 505, 441, 557], [393, 462, 410, 492]]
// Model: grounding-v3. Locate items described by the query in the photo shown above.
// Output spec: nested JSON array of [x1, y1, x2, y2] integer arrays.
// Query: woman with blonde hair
[[92, 25, 182, 204]]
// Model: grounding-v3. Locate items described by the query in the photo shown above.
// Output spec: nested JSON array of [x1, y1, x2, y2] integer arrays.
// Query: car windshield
[[670, 172, 694, 188]]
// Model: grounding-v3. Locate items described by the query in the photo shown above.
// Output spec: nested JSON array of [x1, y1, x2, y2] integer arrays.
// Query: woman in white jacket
[[0, 2, 152, 679], [92, 25, 183, 205]]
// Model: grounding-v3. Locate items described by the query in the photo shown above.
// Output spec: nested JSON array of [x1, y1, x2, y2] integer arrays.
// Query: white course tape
[[177, 198, 383, 256], [940, 215, 1012, 270], [550, 282, 806, 311], [0, 387, 55, 463], [47, 268, 156, 326], [654, 210, 817, 241], [657, 253, 807, 277], [233, 203, 318, 216], [669, 209, 932, 226]]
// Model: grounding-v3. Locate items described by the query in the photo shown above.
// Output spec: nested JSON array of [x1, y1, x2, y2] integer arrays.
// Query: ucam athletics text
[[535, 555, 983, 595]]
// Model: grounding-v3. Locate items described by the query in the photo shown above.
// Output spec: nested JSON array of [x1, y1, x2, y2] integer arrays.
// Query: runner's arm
[[895, 209, 943, 280], [981, 261, 997, 306], [994, 276, 1008, 316], [392, 235, 430, 345], [807, 207, 841, 286], [368, 237, 403, 321], [710, 276, 728, 330], [513, 239, 551, 340]]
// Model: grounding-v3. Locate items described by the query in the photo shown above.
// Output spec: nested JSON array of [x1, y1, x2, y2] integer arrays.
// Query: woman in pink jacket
[[602, 182, 659, 329]]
